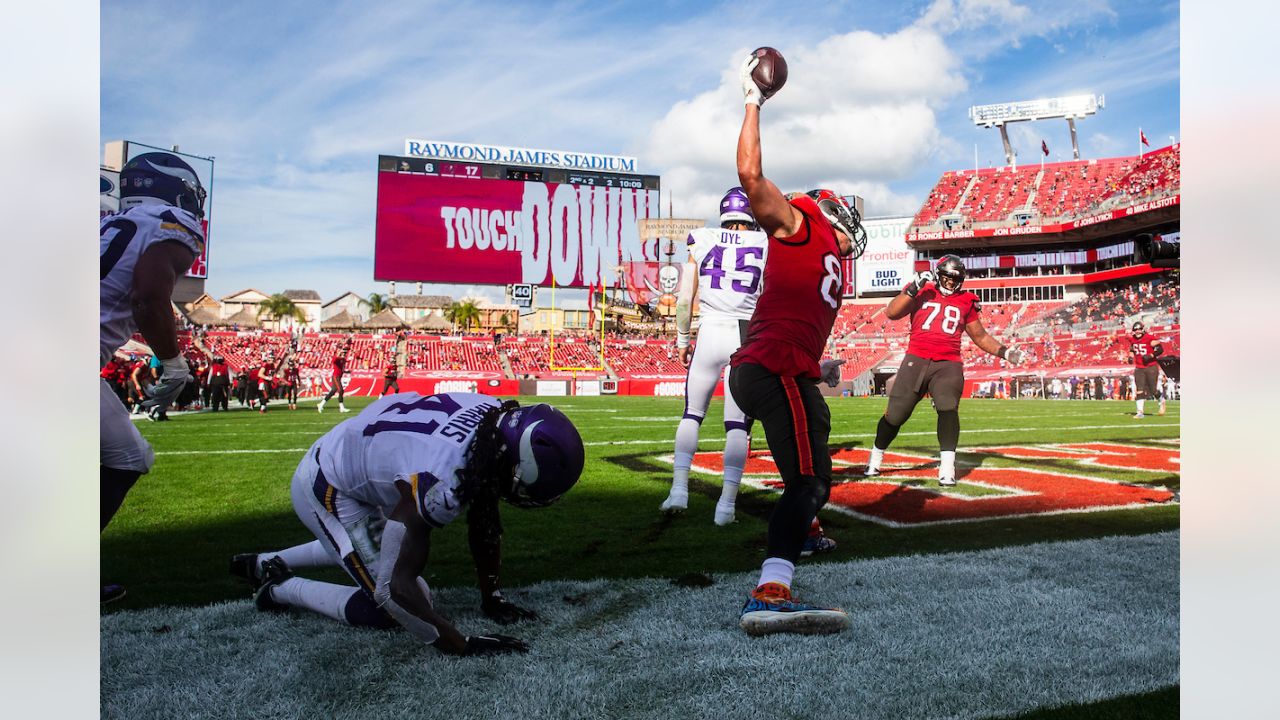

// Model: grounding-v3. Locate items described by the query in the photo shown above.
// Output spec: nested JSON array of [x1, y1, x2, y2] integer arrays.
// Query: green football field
[[102, 395, 1179, 719]]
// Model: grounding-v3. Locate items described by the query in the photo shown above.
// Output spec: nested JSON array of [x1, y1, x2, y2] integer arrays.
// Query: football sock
[[808, 517, 824, 537], [868, 446, 885, 472], [672, 417, 702, 494], [758, 557, 795, 590], [270, 577, 360, 624], [1136, 399, 1145, 414], [717, 428, 749, 525], [874, 416, 901, 453], [939, 450, 956, 479], [936, 410, 960, 452], [270, 540, 335, 570], [101, 467, 143, 531]]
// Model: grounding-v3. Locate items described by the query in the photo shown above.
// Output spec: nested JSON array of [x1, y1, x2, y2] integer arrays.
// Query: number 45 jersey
[[686, 226, 769, 321], [99, 204, 205, 366], [318, 392, 500, 527], [905, 284, 981, 362]]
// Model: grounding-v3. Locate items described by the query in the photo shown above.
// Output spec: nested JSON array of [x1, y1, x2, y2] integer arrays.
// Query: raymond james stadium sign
[[404, 140, 638, 172]]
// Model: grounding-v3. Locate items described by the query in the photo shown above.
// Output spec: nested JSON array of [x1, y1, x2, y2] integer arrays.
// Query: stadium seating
[[404, 336, 504, 373], [604, 342, 686, 376]]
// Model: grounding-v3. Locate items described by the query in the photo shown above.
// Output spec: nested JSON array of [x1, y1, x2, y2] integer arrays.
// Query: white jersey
[[99, 204, 205, 366], [685, 227, 769, 321], [315, 392, 500, 528]]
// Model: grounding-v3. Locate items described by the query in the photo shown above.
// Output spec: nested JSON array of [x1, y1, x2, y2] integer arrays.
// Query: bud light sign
[[854, 216, 914, 297]]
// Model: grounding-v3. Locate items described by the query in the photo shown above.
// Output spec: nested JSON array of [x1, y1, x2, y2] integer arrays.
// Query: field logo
[[670, 442, 1176, 527]]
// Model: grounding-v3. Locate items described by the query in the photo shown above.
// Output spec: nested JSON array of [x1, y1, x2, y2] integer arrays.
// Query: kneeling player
[[232, 392, 585, 655], [864, 256, 1024, 486]]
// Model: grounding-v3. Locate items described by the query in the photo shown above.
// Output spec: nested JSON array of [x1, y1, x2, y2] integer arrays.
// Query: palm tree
[[446, 300, 481, 333], [362, 292, 391, 316], [499, 313, 516, 334], [257, 294, 307, 330]]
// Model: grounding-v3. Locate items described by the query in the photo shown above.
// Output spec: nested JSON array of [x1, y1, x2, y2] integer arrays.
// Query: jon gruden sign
[[855, 216, 915, 295], [374, 172, 667, 287]]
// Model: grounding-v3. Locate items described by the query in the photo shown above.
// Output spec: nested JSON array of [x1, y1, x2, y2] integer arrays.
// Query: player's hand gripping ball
[[740, 47, 788, 106]]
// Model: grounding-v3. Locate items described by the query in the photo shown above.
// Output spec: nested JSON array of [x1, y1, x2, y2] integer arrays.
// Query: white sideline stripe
[[100, 532, 1179, 720], [152, 421, 1179, 456]]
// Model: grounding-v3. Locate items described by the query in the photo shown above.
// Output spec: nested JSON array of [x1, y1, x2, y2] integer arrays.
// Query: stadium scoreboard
[[379, 155, 659, 190]]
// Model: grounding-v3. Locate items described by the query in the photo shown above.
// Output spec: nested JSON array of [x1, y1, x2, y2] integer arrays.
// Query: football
[[750, 46, 788, 99]]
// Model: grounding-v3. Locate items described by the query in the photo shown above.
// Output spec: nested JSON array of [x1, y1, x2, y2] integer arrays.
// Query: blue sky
[[101, 0, 1179, 303]]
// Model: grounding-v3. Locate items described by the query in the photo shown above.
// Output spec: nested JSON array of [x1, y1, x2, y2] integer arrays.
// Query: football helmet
[[719, 187, 757, 229], [496, 404, 584, 508], [934, 255, 966, 296], [805, 190, 866, 259], [119, 152, 207, 219], [1131, 320, 1146, 338]]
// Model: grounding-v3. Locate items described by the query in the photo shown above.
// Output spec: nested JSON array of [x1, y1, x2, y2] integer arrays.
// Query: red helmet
[[805, 190, 866, 259]]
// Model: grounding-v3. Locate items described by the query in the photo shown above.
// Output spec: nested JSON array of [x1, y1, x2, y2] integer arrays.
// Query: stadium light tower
[[970, 94, 1104, 166]]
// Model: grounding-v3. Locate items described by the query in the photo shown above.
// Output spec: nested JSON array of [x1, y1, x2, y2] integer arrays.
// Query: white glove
[[904, 271, 933, 297], [1004, 347, 1024, 366], [819, 359, 845, 388], [146, 355, 190, 407], [739, 54, 764, 107]]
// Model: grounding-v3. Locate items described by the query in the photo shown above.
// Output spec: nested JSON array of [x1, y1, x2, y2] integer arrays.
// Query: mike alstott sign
[[404, 139, 638, 172], [855, 216, 915, 295], [375, 173, 664, 288]]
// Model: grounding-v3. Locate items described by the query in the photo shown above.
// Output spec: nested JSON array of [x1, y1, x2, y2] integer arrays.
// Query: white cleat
[[660, 491, 688, 513], [863, 466, 880, 478], [714, 502, 736, 526], [938, 476, 957, 487], [339, 404, 350, 413], [317, 402, 325, 414]]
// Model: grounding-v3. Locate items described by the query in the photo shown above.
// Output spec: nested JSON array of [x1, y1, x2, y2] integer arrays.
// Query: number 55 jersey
[[905, 284, 981, 362]]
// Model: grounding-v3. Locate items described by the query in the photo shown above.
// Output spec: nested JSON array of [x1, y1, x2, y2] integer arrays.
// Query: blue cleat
[[801, 533, 838, 557], [739, 583, 849, 636]]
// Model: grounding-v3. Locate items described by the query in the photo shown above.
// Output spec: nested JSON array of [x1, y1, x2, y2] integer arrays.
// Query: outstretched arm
[[737, 74, 802, 238], [966, 319, 1020, 363]]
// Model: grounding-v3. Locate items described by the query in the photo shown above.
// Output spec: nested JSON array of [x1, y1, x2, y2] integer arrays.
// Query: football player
[[1128, 320, 1165, 418], [100, 152, 205, 603], [863, 256, 1024, 486], [231, 393, 584, 656], [380, 356, 401, 397], [660, 187, 768, 526], [318, 346, 350, 413], [729, 55, 867, 636]]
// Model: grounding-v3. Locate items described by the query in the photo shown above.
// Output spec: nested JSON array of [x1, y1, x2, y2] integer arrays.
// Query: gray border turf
[[102, 531, 1178, 719]]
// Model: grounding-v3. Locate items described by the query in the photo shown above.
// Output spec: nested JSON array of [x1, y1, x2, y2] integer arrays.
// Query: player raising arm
[[729, 52, 867, 636], [232, 393, 585, 655], [863, 256, 1024, 486]]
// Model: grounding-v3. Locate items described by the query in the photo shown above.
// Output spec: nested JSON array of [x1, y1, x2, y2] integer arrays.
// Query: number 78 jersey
[[905, 285, 981, 362], [686, 227, 769, 321]]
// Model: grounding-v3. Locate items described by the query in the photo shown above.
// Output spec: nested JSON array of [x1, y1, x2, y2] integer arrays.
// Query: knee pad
[[343, 589, 397, 629], [789, 473, 831, 510]]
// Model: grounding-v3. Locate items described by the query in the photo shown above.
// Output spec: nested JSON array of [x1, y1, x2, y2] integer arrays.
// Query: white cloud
[[645, 26, 964, 219]]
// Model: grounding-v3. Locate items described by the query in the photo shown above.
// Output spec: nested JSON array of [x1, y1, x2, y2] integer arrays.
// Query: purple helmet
[[496, 403, 584, 508], [119, 152, 207, 219], [719, 187, 757, 229]]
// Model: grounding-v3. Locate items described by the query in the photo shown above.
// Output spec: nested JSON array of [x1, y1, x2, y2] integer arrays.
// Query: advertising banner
[[855, 216, 914, 296], [375, 173, 662, 287]]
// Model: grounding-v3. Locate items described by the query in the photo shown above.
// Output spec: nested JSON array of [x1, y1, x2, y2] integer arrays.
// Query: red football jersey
[[731, 195, 844, 378], [384, 363, 398, 379], [904, 285, 981, 362], [332, 356, 347, 379], [1129, 333, 1162, 368]]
